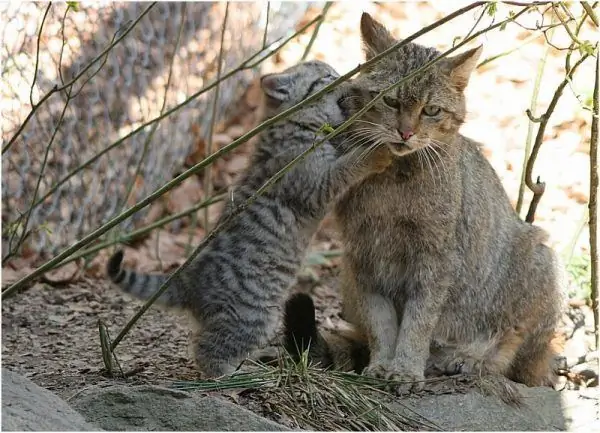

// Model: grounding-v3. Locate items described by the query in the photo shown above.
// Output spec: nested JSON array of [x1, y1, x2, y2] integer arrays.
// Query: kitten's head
[[340, 13, 482, 157], [259, 60, 340, 119]]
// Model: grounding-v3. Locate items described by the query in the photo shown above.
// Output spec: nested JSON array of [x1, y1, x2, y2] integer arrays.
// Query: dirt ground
[[2, 1, 598, 429]]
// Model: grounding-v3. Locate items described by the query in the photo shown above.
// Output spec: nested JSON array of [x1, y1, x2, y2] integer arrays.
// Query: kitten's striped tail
[[106, 250, 184, 307]]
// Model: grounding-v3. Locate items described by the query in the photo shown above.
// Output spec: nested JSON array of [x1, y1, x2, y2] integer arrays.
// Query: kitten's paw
[[369, 147, 394, 173]]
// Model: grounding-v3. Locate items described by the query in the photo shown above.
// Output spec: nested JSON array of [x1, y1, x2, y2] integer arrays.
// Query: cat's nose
[[398, 129, 414, 141]]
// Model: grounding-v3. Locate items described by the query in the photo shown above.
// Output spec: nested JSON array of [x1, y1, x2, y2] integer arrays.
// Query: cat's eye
[[369, 90, 380, 100], [422, 105, 442, 116], [383, 96, 399, 108]]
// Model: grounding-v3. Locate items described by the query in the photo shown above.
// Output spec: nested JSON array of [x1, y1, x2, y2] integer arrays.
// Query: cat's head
[[259, 60, 340, 119], [340, 13, 482, 157]]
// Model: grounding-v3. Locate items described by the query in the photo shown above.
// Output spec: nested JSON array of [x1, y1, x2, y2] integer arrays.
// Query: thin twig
[[58, 6, 69, 85], [589, 48, 599, 351], [107, 2, 536, 351], [553, 3, 585, 46], [524, 53, 590, 223], [262, 2, 270, 49], [204, 2, 229, 233], [516, 19, 554, 215], [2, 2, 157, 155], [301, 2, 333, 61], [30, 3, 52, 108], [0, 0, 522, 299]]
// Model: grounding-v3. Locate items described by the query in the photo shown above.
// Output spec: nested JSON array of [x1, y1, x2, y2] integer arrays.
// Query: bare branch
[[301, 2, 333, 61], [590, 47, 599, 351], [30, 3, 52, 108], [524, 53, 590, 222]]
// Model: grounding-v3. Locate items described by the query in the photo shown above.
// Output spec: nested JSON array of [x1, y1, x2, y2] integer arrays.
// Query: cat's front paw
[[364, 362, 425, 395]]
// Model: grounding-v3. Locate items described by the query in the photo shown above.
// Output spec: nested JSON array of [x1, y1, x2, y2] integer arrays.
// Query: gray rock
[[392, 385, 568, 431], [70, 384, 289, 431], [1, 369, 98, 431]]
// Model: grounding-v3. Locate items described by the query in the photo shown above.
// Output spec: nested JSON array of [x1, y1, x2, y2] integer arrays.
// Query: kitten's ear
[[360, 12, 396, 60], [444, 45, 483, 91], [260, 72, 293, 103]]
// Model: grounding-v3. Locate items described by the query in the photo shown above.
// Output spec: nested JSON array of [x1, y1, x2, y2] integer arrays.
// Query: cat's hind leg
[[427, 327, 525, 378]]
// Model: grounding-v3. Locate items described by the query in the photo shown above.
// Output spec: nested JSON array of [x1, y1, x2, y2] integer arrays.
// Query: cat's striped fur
[[107, 60, 392, 378]]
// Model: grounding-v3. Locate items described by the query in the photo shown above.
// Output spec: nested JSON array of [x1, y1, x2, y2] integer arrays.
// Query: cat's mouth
[[386, 141, 414, 157]]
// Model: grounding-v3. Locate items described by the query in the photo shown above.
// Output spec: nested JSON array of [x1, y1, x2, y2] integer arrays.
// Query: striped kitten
[[107, 60, 392, 378]]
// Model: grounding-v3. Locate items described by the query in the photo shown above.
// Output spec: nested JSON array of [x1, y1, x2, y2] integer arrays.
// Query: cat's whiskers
[[428, 144, 450, 184], [418, 146, 439, 190]]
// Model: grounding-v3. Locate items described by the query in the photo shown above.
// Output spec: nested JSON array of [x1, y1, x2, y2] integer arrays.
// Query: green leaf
[[67, 1, 79, 12], [487, 2, 497, 17], [578, 40, 596, 56], [318, 123, 335, 136], [500, 21, 507, 31]]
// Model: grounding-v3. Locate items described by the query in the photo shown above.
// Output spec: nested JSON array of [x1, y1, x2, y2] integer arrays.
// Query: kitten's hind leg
[[189, 318, 270, 378]]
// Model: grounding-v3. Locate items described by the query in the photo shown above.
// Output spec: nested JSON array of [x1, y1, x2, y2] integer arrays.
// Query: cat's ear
[[260, 72, 293, 103], [360, 12, 396, 60], [443, 45, 483, 91]]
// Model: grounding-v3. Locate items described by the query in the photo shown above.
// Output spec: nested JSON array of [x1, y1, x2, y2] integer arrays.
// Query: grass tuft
[[171, 348, 523, 430], [172, 351, 441, 431]]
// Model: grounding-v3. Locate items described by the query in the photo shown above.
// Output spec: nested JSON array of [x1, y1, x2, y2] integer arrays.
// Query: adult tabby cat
[[285, 14, 563, 393], [107, 60, 392, 378]]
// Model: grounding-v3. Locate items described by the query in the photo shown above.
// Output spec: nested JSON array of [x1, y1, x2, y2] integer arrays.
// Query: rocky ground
[[3, 1, 598, 431]]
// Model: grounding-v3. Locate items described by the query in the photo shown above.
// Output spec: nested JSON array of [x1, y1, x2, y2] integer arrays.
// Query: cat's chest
[[338, 167, 447, 220]]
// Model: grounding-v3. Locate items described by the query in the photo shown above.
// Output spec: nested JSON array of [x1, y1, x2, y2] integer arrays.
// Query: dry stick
[[0, 0, 515, 299], [203, 2, 229, 234], [29, 2, 52, 108], [13, 14, 324, 226], [516, 25, 554, 215], [590, 49, 599, 352], [2, 2, 157, 155], [524, 53, 590, 223], [262, 2, 270, 49], [300, 2, 333, 61], [107, 3, 535, 353]]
